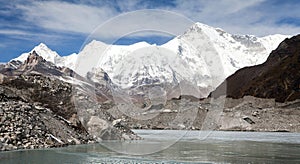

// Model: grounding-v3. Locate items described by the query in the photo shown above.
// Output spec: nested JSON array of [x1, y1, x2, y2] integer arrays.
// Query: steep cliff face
[[211, 34, 300, 102]]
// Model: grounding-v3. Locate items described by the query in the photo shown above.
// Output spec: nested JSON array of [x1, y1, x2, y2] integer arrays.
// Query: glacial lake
[[1, 130, 300, 163]]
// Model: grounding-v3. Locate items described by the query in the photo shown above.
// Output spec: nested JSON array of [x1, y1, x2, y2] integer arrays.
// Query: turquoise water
[[1, 131, 300, 163]]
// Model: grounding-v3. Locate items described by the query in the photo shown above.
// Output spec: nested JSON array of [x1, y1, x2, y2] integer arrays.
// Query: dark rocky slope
[[0, 52, 138, 151], [211, 34, 300, 102]]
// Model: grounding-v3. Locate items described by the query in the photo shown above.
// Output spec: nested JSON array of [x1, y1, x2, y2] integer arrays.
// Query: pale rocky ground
[[108, 96, 300, 132], [219, 96, 300, 132], [0, 101, 93, 151]]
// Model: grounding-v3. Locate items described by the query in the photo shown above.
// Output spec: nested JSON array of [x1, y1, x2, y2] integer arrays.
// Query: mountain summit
[[13, 43, 78, 70], [15, 43, 60, 63]]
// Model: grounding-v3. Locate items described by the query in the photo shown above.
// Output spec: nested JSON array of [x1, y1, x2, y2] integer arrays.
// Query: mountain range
[[12, 22, 289, 98]]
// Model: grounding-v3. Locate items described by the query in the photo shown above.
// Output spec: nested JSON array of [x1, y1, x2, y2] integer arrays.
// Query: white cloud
[[0, 29, 29, 35], [15, 0, 300, 39], [86, 10, 194, 43], [173, 0, 265, 17], [17, 1, 117, 34], [169, 0, 300, 36], [0, 28, 76, 46], [17, 1, 194, 41]]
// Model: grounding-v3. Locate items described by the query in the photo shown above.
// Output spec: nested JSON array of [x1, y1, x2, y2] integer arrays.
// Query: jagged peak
[[188, 22, 217, 32], [180, 22, 228, 40], [36, 43, 55, 52], [193, 22, 209, 28], [24, 51, 46, 65], [30, 50, 39, 56], [32, 43, 60, 57], [13, 42, 61, 63], [36, 42, 48, 48]]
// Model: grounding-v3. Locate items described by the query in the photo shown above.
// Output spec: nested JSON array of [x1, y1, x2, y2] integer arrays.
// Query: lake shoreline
[[1, 130, 300, 164], [1, 129, 299, 152]]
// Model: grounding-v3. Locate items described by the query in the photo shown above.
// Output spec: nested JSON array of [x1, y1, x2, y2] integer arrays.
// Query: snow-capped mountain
[[12, 22, 289, 97], [13, 43, 78, 70], [163, 23, 288, 78], [76, 22, 288, 97]]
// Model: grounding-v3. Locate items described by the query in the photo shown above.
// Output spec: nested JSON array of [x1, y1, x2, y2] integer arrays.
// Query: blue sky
[[0, 0, 300, 62]]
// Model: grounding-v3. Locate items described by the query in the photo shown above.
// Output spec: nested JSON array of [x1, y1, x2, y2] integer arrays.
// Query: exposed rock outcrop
[[0, 101, 92, 151], [218, 96, 300, 132], [211, 34, 300, 102], [0, 52, 139, 151]]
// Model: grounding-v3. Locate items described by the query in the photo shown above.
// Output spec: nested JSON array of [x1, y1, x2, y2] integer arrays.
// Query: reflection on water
[[1, 131, 300, 164]]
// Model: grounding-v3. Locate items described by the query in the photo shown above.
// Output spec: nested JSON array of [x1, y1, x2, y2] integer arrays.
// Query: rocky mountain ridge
[[211, 34, 300, 102]]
